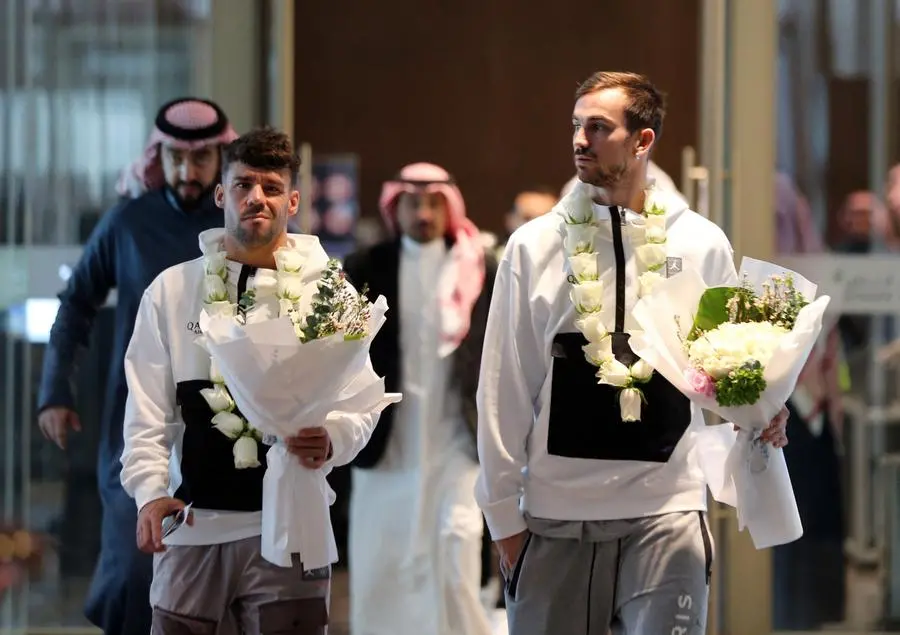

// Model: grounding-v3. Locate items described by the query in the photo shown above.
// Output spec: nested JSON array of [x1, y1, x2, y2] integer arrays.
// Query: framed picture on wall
[[290, 153, 360, 260]]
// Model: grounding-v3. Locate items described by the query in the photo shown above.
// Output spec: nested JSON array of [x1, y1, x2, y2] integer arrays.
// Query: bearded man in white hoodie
[[120, 127, 380, 634], [476, 71, 790, 635]]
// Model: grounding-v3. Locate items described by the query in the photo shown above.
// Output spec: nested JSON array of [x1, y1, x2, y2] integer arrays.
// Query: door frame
[[699, 1, 777, 634]]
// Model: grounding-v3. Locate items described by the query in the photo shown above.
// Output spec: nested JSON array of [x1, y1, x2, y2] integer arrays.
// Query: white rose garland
[[563, 186, 671, 422], [198, 244, 305, 469]]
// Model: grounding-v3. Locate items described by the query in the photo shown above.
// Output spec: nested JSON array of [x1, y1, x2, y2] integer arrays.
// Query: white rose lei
[[562, 184, 672, 422], [197, 243, 308, 469]]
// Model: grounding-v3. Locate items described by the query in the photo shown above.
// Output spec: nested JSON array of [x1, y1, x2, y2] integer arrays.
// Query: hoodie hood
[[555, 178, 691, 226], [196, 227, 331, 283]]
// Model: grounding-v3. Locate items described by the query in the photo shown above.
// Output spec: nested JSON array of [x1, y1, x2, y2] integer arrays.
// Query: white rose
[[233, 435, 261, 469], [209, 357, 224, 383], [598, 358, 631, 387], [630, 358, 654, 382], [253, 270, 278, 295], [702, 358, 733, 380], [635, 244, 667, 271], [274, 248, 304, 273], [575, 312, 608, 342], [583, 337, 613, 365], [278, 298, 296, 317], [645, 214, 667, 231], [205, 251, 227, 278], [688, 322, 787, 379], [638, 271, 664, 297], [644, 189, 666, 216], [564, 224, 599, 255], [619, 388, 643, 422], [570, 281, 604, 314], [200, 384, 234, 413], [277, 272, 305, 301], [568, 254, 599, 282], [563, 203, 593, 225], [645, 226, 667, 244], [204, 274, 228, 303], [627, 224, 647, 244], [205, 301, 235, 318], [211, 411, 244, 439]]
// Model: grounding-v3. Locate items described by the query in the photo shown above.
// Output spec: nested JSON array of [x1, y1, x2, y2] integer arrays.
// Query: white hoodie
[[119, 228, 380, 546], [475, 183, 738, 540]]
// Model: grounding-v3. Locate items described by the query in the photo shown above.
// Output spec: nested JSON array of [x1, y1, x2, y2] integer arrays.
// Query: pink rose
[[684, 367, 716, 398]]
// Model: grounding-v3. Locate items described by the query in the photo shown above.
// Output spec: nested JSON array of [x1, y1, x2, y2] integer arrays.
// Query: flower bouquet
[[197, 250, 401, 570], [629, 257, 831, 548], [0, 524, 44, 595]]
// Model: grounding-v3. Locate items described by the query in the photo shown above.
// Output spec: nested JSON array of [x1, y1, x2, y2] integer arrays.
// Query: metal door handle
[[681, 146, 711, 218]]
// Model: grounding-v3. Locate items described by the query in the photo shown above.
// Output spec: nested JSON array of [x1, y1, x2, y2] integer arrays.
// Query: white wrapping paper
[[198, 295, 402, 569], [693, 424, 804, 548], [261, 381, 401, 568], [630, 258, 830, 548]]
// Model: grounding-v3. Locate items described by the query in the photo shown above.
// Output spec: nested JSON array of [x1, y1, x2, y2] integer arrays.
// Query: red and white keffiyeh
[[379, 162, 486, 357]]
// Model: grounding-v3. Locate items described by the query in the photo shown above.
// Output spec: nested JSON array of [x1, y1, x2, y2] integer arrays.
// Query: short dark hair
[[221, 127, 301, 184], [574, 71, 667, 140]]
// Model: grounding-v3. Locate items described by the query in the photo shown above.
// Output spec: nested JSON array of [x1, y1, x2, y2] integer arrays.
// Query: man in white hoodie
[[476, 71, 789, 634], [120, 127, 380, 634]]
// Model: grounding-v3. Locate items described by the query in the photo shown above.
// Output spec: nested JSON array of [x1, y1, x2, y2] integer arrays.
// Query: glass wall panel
[[771, 0, 900, 631], [0, 0, 212, 630]]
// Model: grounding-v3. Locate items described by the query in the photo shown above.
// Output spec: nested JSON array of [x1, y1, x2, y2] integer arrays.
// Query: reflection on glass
[[773, 0, 900, 631], [0, 0, 211, 629]]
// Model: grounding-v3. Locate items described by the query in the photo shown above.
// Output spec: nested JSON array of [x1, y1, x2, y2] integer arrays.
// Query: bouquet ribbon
[[693, 423, 803, 548]]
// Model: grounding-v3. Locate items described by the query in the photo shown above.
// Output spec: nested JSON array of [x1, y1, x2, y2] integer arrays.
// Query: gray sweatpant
[[504, 511, 713, 635], [149, 536, 331, 634]]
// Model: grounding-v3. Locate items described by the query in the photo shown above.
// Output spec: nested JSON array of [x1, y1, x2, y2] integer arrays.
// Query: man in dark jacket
[[36, 97, 237, 635], [343, 162, 496, 635]]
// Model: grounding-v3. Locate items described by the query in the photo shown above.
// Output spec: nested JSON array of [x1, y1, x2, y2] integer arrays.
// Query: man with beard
[[120, 126, 378, 633], [476, 71, 790, 634], [37, 97, 237, 635], [344, 163, 496, 635], [560, 160, 687, 207]]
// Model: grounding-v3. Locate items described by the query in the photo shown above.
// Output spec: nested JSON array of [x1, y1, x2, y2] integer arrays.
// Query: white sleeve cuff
[[790, 385, 817, 420], [324, 417, 348, 466], [481, 494, 527, 540], [134, 479, 170, 512]]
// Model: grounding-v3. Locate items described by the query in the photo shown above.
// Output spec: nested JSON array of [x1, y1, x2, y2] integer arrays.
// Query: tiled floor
[[330, 570, 509, 635], [330, 569, 350, 635], [4, 565, 508, 635], [7, 481, 510, 634]]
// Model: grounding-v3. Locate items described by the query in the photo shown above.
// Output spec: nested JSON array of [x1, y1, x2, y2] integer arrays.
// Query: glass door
[[771, 0, 900, 632], [0, 1, 220, 631], [699, 0, 900, 633]]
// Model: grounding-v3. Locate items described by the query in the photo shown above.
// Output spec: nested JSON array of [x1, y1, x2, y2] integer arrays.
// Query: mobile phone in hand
[[161, 503, 192, 539]]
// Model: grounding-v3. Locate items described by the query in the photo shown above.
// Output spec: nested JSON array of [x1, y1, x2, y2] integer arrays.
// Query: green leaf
[[687, 286, 741, 340]]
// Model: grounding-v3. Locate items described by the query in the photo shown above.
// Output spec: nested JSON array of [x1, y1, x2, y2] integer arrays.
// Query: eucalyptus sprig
[[299, 259, 371, 343]]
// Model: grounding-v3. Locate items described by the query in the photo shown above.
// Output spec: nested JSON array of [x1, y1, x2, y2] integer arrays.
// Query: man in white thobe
[[343, 162, 496, 635]]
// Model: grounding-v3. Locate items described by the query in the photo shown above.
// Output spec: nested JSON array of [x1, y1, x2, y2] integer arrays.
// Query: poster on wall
[[289, 153, 359, 260]]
